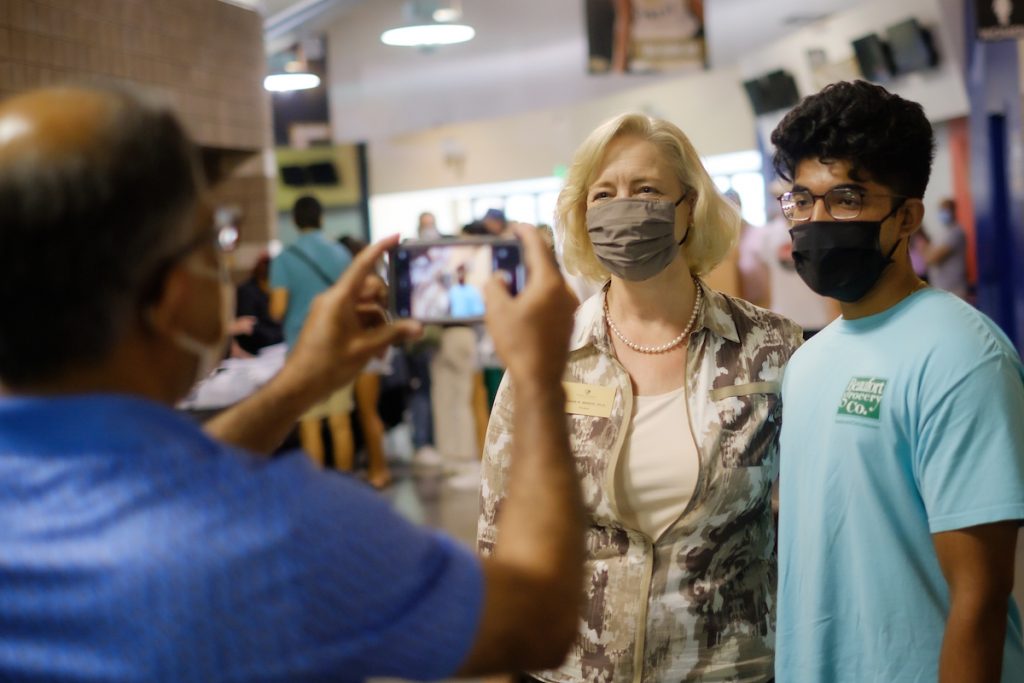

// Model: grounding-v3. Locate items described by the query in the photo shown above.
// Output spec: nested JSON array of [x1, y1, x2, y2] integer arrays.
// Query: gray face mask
[[586, 196, 688, 281]]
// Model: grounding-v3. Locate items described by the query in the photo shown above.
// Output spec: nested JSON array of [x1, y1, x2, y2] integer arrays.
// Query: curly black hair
[[771, 80, 935, 198]]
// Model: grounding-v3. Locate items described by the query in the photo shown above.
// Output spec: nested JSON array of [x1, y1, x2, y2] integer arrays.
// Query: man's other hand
[[484, 225, 575, 387]]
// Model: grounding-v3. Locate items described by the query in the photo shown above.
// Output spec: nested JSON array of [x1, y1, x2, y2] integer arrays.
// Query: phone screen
[[389, 238, 524, 324]]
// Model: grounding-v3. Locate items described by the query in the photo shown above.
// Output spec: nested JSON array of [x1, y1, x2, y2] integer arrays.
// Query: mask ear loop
[[880, 198, 908, 262], [676, 191, 692, 245]]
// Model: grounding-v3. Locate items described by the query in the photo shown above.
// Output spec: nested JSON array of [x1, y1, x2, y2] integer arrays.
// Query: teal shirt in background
[[270, 230, 352, 346], [776, 288, 1024, 682], [447, 282, 485, 318]]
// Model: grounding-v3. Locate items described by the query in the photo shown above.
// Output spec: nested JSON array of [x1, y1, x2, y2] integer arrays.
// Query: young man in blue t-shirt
[[270, 196, 354, 467], [771, 81, 1024, 682]]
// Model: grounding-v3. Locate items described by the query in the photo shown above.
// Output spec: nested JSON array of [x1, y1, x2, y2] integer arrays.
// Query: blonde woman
[[478, 114, 801, 683]]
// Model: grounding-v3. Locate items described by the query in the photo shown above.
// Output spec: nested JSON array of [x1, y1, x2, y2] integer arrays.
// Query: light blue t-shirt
[[447, 282, 485, 318], [777, 288, 1024, 682], [270, 231, 352, 345], [0, 394, 483, 682]]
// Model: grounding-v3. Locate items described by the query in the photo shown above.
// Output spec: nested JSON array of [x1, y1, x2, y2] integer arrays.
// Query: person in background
[[757, 181, 841, 339], [448, 264, 486, 319], [481, 112, 801, 683], [0, 84, 586, 682], [771, 80, 1024, 683], [726, 188, 770, 307], [909, 226, 931, 282], [403, 211, 453, 469], [270, 196, 355, 469], [925, 197, 969, 299], [234, 253, 284, 355], [429, 227, 490, 487], [418, 211, 441, 239], [481, 208, 510, 237], [337, 235, 393, 489]]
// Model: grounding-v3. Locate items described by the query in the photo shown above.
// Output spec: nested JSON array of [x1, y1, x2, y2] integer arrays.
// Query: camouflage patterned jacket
[[478, 281, 802, 683]]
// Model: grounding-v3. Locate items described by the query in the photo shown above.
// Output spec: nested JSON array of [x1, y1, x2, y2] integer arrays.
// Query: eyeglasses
[[138, 210, 239, 304], [777, 188, 907, 222]]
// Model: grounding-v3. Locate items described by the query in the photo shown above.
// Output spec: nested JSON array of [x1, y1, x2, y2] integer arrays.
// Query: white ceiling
[[233, 0, 861, 142]]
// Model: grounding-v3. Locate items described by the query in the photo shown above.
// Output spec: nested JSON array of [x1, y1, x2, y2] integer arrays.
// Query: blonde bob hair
[[556, 113, 739, 282]]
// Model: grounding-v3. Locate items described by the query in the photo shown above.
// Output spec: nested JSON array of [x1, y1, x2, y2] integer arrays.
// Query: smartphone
[[388, 237, 525, 324]]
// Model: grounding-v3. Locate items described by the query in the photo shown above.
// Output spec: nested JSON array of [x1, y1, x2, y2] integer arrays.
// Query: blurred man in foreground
[[0, 85, 583, 681]]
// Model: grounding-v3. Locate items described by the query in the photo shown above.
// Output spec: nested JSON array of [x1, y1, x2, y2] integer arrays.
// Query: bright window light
[[380, 24, 475, 47], [432, 8, 461, 22], [263, 73, 320, 92]]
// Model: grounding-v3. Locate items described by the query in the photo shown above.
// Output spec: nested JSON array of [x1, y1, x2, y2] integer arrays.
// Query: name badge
[[563, 381, 616, 418]]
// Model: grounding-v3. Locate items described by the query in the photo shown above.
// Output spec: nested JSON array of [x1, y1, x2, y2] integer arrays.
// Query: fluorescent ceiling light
[[380, 23, 475, 47], [264, 73, 321, 92]]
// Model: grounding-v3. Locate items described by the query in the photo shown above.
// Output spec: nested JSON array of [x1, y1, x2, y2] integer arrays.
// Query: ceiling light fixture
[[381, 0, 475, 48], [264, 42, 322, 93], [264, 73, 321, 92]]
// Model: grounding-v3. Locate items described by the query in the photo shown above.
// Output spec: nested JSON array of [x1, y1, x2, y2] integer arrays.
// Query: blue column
[[964, 0, 1024, 349]]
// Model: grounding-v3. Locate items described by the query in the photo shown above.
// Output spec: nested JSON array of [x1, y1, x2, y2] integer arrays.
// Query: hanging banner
[[586, 0, 705, 74], [976, 0, 1024, 41]]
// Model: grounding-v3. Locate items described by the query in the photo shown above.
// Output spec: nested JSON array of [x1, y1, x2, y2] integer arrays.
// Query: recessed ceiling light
[[264, 73, 321, 92], [380, 23, 475, 47]]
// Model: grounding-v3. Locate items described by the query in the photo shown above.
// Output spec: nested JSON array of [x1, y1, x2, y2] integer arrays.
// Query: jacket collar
[[569, 278, 740, 353]]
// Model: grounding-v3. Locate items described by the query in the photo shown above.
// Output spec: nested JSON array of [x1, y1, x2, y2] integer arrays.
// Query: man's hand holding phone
[[483, 225, 575, 387]]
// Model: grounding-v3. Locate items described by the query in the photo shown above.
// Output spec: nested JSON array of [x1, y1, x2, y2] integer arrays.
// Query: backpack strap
[[286, 243, 335, 287]]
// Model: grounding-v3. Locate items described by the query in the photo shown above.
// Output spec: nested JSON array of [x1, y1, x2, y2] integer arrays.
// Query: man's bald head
[[0, 85, 202, 386], [0, 87, 118, 158]]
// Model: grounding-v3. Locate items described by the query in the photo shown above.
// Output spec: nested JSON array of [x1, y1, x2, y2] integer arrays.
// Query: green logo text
[[837, 377, 887, 420]]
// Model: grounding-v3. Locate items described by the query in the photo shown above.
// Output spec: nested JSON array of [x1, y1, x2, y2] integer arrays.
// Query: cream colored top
[[615, 385, 699, 540]]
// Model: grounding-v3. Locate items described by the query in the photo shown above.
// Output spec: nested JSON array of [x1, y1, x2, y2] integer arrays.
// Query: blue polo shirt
[[0, 395, 483, 682], [270, 231, 352, 345], [777, 288, 1024, 682], [447, 283, 485, 318]]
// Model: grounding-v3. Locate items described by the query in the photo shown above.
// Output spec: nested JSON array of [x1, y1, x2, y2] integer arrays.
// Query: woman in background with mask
[[478, 113, 801, 683]]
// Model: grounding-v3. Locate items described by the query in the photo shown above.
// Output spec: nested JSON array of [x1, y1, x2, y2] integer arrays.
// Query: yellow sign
[[563, 382, 616, 418], [274, 145, 361, 211]]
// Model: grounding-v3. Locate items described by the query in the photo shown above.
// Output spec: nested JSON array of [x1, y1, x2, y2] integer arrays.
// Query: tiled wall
[[0, 0, 275, 250]]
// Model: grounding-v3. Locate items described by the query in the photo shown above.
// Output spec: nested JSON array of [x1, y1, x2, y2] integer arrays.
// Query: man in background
[[270, 195, 354, 468], [0, 84, 584, 681], [448, 264, 486, 319], [925, 197, 969, 299], [481, 208, 509, 236]]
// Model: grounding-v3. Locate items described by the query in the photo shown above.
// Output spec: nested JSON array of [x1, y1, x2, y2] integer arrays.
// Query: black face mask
[[789, 212, 902, 303]]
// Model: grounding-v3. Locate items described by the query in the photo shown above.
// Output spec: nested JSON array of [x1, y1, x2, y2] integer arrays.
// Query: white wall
[[366, 66, 757, 195]]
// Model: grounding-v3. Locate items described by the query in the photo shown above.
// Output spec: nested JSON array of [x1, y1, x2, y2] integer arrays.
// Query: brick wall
[[0, 0, 275, 249]]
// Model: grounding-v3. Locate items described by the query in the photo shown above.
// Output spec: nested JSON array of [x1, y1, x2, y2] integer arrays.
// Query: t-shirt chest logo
[[837, 377, 887, 420]]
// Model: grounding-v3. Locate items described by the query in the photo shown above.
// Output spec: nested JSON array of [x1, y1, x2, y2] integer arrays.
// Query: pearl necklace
[[604, 282, 703, 354]]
